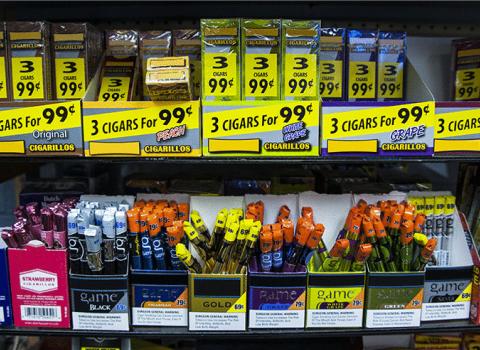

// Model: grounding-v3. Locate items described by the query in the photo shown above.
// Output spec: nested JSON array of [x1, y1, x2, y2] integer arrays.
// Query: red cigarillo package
[[8, 240, 70, 328]]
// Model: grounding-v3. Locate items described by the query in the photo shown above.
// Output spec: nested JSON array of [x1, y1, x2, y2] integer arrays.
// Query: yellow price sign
[[244, 53, 278, 97], [348, 61, 375, 99], [203, 53, 237, 97], [98, 77, 130, 102], [434, 108, 480, 153], [378, 62, 403, 99], [455, 68, 480, 100], [0, 100, 82, 155], [284, 54, 317, 98], [319, 60, 342, 98], [11, 57, 44, 100], [55, 58, 85, 99]]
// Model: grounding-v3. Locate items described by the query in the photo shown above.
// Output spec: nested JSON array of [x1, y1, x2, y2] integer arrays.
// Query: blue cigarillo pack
[[377, 31, 406, 101], [347, 29, 378, 101], [319, 28, 346, 101]]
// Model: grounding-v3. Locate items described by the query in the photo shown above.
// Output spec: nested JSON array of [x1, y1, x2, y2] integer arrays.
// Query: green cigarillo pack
[[282, 20, 320, 101], [242, 19, 281, 100], [319, 28, 346, 101], [139, 31, 172, 100], [377, 31, 406, 101], [347, 29, 378, 101], [173, 30, 201, 100], [201, 19, 241, 101]]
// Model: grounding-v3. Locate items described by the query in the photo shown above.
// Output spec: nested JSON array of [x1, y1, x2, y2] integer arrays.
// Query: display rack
[[1, 157, 480, 164], [0, 1, 480, 344], [0, 320, 478, 338]]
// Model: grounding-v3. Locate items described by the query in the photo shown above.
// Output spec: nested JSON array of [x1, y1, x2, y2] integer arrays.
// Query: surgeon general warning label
[[0, 100, 82, 156]]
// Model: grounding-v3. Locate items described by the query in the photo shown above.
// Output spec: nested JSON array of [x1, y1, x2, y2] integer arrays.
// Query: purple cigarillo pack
[[377, 31, 406, 102], [319, 28, 345, 101], [347, 29, 378, 101]]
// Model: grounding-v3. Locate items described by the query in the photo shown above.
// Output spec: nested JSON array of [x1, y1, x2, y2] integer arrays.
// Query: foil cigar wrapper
[[1, 229, 18, 248], [13, 219, 34, 246], [85, 225, 103, 272]]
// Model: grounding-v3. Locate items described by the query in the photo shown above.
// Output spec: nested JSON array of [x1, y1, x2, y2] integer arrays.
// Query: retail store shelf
[[1, 156, 479, 164], [0, 321, 478, 338]]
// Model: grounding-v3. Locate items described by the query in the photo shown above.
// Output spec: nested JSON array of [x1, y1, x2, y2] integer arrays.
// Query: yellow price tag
[[378, 62, 403, 99], [11, 57, 44, 100], [245, 53, 278, 97], [434, 108, 480, 153], [55, 58, 85, 99], [98, 77, 130, 102], [455, 68, 480, 100], [284, 54, 317, 98], [320, 60, 342, 98], [203, 53, 237, 97], [0, 57, 7, 99], [348, 61, 375, 99]]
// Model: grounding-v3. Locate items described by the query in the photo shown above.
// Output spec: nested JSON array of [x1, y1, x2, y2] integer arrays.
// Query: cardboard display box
[[407, 191, 474, 322], [245, 194, 306, 329], [0, 237, 12, 327], [300, 192, 366, 328], [130, 193, 189, 327], [353, 193, 424, 328], [70, 266, 129, 331], [188, 196, 247, 331], [8, 240, 70, 328], [321, 59, 436, 157]]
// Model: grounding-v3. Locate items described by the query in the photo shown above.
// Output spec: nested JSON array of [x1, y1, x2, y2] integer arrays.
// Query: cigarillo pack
[[201, 19, 241, 101], [8, 241, 70, 328], [7, 21, 53, 101], [451, 38, 480, 101], [139, 31, 172, 100], [97, 30, 139, 102], [173, 30, 201, 99], [282, 20, 320, 100], [377, 31, 406, 101], [52, 23, 103, 100], [319, 28, 346, 101], [242, 19, 281, 100], [347, 29, 378, 101]]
